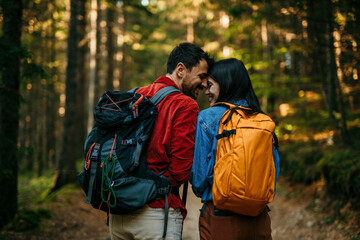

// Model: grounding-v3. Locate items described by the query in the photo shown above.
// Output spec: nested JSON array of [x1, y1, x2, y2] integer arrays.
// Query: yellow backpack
[[212, 102, 276, 216]]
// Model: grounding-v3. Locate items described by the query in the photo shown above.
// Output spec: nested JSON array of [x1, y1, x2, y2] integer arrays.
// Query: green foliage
[[18, 169, 81, 205], [40, 184, 79, 204], [18, 173, 54, 207], [353, 233, 360, 240], [6, 208, 51, 232], [280, 141, 322, 184], [21, 60, 49, 84], [10, 171, 81, 233], [317, 148, 360, 200], [280, 121, 360, 203]]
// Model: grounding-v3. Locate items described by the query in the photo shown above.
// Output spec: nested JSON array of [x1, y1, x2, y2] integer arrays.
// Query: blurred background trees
[[0, 0, 23, 228], [1, 0, 359, 228]]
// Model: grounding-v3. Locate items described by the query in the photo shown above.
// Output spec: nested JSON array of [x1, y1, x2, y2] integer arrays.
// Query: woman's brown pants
[[199, 201, 272, 240]]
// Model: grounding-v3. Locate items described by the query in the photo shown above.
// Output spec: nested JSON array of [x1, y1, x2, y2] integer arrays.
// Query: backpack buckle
[[90, 144, 101, 161], [224, 129, 236, 137], [216, 129, 236, 140], [158, 185, 171, 195], [136, 136, 143, 143], [122, 139, 135, 145]]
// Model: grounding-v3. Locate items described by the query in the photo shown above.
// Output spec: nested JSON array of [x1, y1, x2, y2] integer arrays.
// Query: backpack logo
[[212, 102, 276, 216], [78, 87, 180, 215]]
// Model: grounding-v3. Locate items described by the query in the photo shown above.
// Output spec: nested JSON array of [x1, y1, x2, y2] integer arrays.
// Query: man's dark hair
[[166, 42, 214, 74]]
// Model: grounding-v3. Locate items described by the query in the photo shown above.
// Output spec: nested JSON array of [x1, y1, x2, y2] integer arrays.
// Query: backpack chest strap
[[216, 129, 236, 140]]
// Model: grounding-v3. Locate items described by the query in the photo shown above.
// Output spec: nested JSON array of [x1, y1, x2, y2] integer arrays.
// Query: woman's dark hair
[[166, 42, 214, 74], [208, 58, 263, 114]]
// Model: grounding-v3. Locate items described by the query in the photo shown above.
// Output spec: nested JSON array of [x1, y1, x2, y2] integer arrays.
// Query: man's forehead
[[195, 59, 208, 73]]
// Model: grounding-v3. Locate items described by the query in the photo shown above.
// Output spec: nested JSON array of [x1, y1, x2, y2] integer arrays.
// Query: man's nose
[[201, 80, 208, 89], [205, 88, 210, 95]]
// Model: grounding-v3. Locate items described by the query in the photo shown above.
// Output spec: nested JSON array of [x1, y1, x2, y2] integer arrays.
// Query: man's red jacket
[[136, 76, 199, 219]]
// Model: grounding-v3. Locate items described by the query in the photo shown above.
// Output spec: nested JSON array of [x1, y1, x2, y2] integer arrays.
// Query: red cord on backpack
[[85, 143, 96, 170], [97, 199, 111, 222], [132, 95, 144, 118], [105, 92, 121, 110], [110, 134, 117, 159]]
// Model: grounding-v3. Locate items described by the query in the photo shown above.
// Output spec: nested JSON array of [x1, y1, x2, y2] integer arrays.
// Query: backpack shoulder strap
[[150, 86, 181, 105], [213, 102, 234, 109], [273, 133, 279, 150], [213, 102, 252, 111]]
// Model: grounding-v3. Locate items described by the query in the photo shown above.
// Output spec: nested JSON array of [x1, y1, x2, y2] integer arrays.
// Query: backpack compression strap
[[85, 143, 101, 204], [85, 132, 114, 204]]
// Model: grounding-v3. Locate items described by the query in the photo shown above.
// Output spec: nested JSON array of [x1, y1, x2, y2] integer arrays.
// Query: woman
[[189, 58, 280, 240]]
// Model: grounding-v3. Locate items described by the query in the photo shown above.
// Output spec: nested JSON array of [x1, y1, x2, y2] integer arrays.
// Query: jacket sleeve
[[189, 115, 212, 198], [165, 102, 199, 186], [273, 145, 280, 193]]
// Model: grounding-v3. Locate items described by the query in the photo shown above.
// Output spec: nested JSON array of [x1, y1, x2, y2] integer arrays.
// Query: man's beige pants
[[109, 205, 183, 240]]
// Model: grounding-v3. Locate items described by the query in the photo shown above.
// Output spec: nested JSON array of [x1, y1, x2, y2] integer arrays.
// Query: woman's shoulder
[[198, 106, 227, 125], [199, 105, 227, 116]]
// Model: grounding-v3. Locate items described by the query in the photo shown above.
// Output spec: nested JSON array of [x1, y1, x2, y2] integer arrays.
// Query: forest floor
[[1, 178, 359, 240]]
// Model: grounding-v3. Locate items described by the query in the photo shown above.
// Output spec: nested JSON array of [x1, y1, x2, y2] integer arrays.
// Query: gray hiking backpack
[[78, 86, 181, 238]]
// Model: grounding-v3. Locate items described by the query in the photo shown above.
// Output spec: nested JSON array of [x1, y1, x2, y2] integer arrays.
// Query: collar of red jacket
[[154, 76, 181, 90]]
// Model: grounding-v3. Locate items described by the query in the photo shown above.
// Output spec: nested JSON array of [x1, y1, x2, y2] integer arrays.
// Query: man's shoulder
[[138, 82, 198, 111], [169, 92, 198, 109]]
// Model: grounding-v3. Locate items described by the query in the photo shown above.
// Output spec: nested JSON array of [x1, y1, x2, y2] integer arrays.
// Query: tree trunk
[[46, 0, 58, 168], [326, 0, 349, 142], [186, 17, 194, 43], [119, 1, 128, 91], [36, 24, 47, 177], [106, 2, 115, 91], [0, 0, 22, 228], [76, 0, 87, 159], [36, 122, 44, 177], [51, 0, 81, 192], [261, 2, 276, 114], [95, 0, 101, 104], [87, 0, 99, 132], [306, 0, 339, 131]]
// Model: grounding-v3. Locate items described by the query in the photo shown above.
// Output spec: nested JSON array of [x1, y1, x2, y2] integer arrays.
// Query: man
[[109, 42, 214, 240]]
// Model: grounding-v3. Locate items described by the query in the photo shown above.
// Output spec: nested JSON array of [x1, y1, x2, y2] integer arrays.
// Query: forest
[[1, 0, 359, 239]]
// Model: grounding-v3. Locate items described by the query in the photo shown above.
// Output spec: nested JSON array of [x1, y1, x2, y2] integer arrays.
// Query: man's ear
[[176, 62, 186, 79]]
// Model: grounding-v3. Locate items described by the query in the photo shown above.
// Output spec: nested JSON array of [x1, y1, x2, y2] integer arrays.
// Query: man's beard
[[182, 83, 197, 100]]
